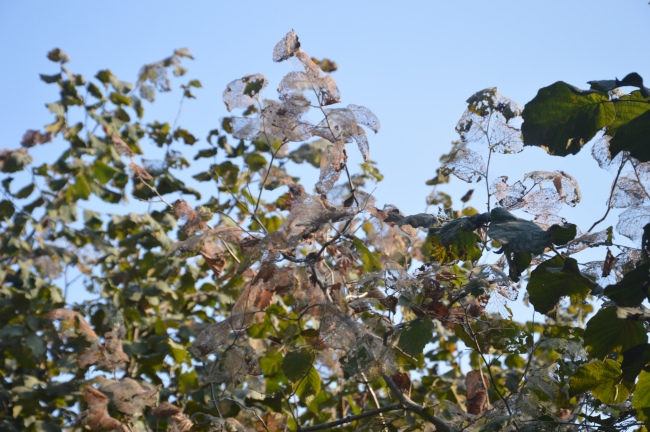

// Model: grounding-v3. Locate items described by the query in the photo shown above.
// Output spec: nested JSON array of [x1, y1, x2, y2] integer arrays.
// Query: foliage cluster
[[1, 30, 650, 432]]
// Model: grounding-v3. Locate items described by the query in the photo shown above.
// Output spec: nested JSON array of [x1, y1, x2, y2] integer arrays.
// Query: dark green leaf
[[584, 307, 648, 359], [194, 148, 217, 160], [527, 256, 595, 316], [0, 200, 14, 219], [609, 110, 650, 162], [604, 262, 650, 307], [488, 207, 552, 254], [621, 344, 650, 382], [281, 349, 313, 382], [398, 317, 434, 357], [548, 223, 577, 246], [521, 81, 615, 156]]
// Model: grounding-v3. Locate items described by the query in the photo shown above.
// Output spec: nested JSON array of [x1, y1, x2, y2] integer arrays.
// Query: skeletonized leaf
[[315, 140, 346, 194], [231, 117, 262, 140], [222, 73, 268, 112], [205, 345, 261, 388], [617, 205, 650, 241], [441, 146, 486, 183], [592, 136, 621, 171], [457, 88, 524, 154], [524, 170, 581, 207], [612, 176, 647, 208], [273, 29, 300, 62]]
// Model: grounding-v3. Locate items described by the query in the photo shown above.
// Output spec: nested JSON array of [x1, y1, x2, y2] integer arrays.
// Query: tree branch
[[298, 403, 403, 431], [382, 373, 456, 432]]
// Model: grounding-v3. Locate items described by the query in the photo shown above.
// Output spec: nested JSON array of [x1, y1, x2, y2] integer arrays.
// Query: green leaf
[[0, 200, 15, 219], [74, 175, 91, 200], [188, 79, 202, 88], [87, 82, 103, 99], [621, 344, 650, 382], [633, 371, 650, 424], [244, 152, 268, 172], [109, 92, 131, 106], [606, 90, 650, 136], [609, 110, 650, 162], [584, 307, 648, 360], [93, 161, 119, 185], [47, 48, 70, 63], [194, 148, 218, 160], [527, 256, 595, 316], [281, 349, 314, 382], [295, 366, 321, 398], [521, 81, 615, 156], [39, 73, 61, 84], [398, 317, 434, 356], [352, 237, 382, 272], [569, 359, 631, 404], [548, 223, 577, 246], [174, 128, 198, 145], [487, 207, 553, 254], [604, 262, 650, 307], [14, 184, 35, 199]]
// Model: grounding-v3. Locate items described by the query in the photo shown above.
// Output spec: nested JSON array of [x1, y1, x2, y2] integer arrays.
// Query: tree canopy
[[1, 30, 650, 432]]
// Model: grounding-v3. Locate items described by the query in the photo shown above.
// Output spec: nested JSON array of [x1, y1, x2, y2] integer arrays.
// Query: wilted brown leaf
[[465, 370, 489, 415], [21, 129, 52, 148], [98, 378, 158, 417], [79, 387, 127, 432]]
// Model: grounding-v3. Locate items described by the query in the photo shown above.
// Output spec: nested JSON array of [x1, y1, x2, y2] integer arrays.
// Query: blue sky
[[1, 1, 649, 308]]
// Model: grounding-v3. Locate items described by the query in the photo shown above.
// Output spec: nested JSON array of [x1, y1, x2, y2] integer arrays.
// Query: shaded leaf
[[584, 306, 648, 360], [569, 359, 631, 404], [521, 81, 615, 156]]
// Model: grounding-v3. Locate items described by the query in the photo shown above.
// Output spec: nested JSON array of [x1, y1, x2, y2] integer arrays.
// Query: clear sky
[[1, 1, 649, 309]]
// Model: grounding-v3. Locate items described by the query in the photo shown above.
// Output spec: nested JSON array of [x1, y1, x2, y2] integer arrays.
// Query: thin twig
[[298, 403, 403, 431], [382, 373, 455, 432], [588, 156, 627, 232]]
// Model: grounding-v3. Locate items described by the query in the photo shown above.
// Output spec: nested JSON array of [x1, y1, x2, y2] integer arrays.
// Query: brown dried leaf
[[152, 402, 193, 431], [109, 133, 135, 158], [173, 199, 196, 220], [256, 412, 287, 432], [602, 248, 618, 277], [391, 371, 412, 397], [129, 162, 153, 181], [465, 370, 489, 415], [295, 51, 341, 105], [45, 308, 98, 341], [79, 387, 127, 432], [98, 378, 158, 417], [21, 129, 52, 148], [222, 73, 268, 112]]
